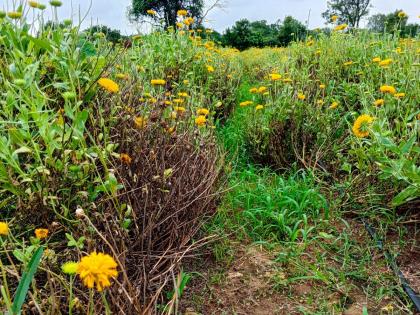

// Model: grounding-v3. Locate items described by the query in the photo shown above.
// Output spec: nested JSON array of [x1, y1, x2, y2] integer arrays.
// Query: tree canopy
[[322, 0, 371, 27], [129, 0, 204, 28], [368, 10, 419, 37]]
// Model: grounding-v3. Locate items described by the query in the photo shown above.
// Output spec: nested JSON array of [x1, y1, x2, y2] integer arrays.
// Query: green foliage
[[277, 16, 308, 46], [85, 25, 127, 44], [129, 0, 204, 28]]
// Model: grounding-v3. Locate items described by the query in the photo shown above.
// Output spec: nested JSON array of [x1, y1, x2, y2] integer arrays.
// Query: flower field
[[0, 2, 419, 314]]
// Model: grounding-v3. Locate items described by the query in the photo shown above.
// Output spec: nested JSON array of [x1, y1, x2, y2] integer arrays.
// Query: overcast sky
[[23, 0, 420, 34]]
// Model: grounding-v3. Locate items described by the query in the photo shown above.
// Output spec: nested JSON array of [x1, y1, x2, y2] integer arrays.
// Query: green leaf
[[392, 186, 418, 207], [28, 36, 53, 52], [12, 247, 44, 314]]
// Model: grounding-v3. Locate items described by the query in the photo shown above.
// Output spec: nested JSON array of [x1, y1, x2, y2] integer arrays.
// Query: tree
[[277, 16, 307, 46], [322, 0, 371, 28], [368, 11, 418, 37], [129, 0, 204, 28]]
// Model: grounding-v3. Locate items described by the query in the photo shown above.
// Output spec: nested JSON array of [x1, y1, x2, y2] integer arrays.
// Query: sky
[[10, 0, 420, 34]]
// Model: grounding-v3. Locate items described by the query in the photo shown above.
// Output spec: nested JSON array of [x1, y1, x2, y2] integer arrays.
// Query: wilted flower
[[134, 116, 147, 129], [120, 153, 132, 165]]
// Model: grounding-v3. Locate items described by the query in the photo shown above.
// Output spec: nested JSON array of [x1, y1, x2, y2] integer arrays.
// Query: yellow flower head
[[177, 9, 188, 16], [331, 15, 338, 22], [334, 24, 348, 31], [0, 222, 9, 236], [255, 105, 264, 111], [283, 78, 293, 83], [380, 85, 396, 95], [195, 115, 207, 127], [174, 106, 186, 112], [147, 9, 157, 15], [151, 79, 166, 86], [319, 84, 326, 89], [62, 262, 79, 275], [297, 93, 306, 101], [343, 61, 353, 66], [249, 87, 258, 94], [197, 108, 210, 116], [258, 86, 268, 93], [329, 102, 339, 109], [183, 17, 194, 26], [239, 101, 253, 107], [316, 99, 324, 106], [379, 58, 393, 67], [206, 65, 215, 73], [352, 114, 374, 138], [98, 78, 119, 93], [7, 11, 23, 19], [35, 228, 49, 240], [394, 93, 405, 99], [269, 73, 282, 81], [77, 252, 118, 291], [372, 57, 381, 63], [374, 99, 385, 106], [398, 11, 407, 18]]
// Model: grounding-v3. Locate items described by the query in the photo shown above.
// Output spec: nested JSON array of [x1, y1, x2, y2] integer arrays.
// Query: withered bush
[[93, 102, 222, 313]]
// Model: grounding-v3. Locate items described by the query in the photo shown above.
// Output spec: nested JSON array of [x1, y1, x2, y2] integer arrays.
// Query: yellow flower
[[283, 78, 293, 83], [329, 102, 339, 109], [77, 252, 118, 291], [120, 153, 132, 165], [249, 87, 258, 93], [195, 115, 207, 127], [178, 92, 189, 98], [147, 9, 157, 15], [343, 61, 353, 66], [35, 228, 49, 240], [395, 47, 403, 54], [334, 24, 348, 31], [255, 105, 264, 111], [380, 85, 396, 95], [176, 22, 184, 28], [98, 78, 119, 93], [319, 84, 326, 89], [206, 65, 215, 73], [258, 86, 267, 93], [398, 11, 407, 18], [174, 106, 186, 113], [134, 116, 147, 129], [352, 114, 374, 138], [331, 15, 338, 22], [183, 17, 194, 26], [173, 99, 184, 104], [374, 99, 385, 106], [372, 57, 381, 63], [394, 93, 405, 99], [297, 93, 306, 101], [197, 108, 210, 116], [151, 79, 166, 86], [62, 262, 79, 275], [28, 1, 40, 8], [269, 73, 282, 81], [0, 222, 9, 236], [316, 99, 324, 106], [7, 11, 23, 19], [239, 101, 253, 107], [177, 9, 188, 16], [379, 58, 392, 67]]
